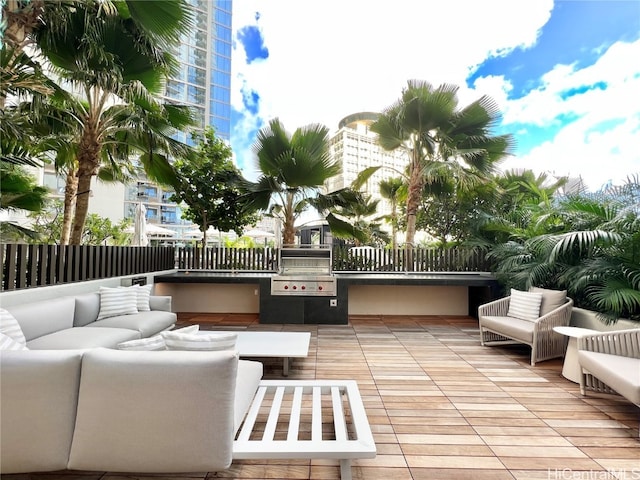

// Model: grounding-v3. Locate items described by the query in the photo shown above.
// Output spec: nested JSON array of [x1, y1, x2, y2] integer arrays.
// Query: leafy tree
[[0, 161, 48, 241], [371, 80, 514, 258], [28, 199, 129, 245], [170, 127, 259, 246], [33, 0, 194, 244], [244, 118, 353, 246]]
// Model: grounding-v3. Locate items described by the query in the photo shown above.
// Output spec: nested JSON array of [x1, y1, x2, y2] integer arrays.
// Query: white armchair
[[478, 288, 574, 366]]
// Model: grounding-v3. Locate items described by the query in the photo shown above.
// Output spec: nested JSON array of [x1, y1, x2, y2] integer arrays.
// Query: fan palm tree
[[33, 0, 193, 244], [371, 80, 514, 256], [244, 118, 344, 246], [379, 177, 405, 249]]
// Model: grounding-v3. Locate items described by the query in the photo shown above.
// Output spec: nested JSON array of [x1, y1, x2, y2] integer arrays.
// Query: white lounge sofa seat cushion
[[68, 348, 240, 473], [87, 311, 176, 337], [26, 327, 140, 350], [578, 350, 640, 404], [0, 350, 84, 473], [478, 315, 535, 343]]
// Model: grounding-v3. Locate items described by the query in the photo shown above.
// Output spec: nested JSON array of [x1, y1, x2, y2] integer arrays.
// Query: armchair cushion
[[479, 315, 535, 343], [507, 289, 542, 321], [530, 287, 567, 316]]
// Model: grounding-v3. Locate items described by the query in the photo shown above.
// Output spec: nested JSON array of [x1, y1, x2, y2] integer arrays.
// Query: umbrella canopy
[[243, 228, 275, 238], [132, 203, 148, 247], [145, 223, 176, 236]]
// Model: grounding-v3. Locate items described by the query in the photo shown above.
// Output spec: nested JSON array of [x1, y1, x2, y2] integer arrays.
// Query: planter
[[570, 307, 639, 331]]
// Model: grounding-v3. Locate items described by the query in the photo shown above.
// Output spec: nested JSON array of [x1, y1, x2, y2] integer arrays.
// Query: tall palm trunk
[[70, 122, 101, 244], [283, 193, 296, 246], [404, 151, 424, 268], [61, 170, 77, 245]]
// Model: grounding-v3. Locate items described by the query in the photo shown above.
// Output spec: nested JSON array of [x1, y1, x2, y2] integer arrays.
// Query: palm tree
[[379, 177, 405, 249], [244, 118, 342, 246], [33, 0, 193, 244], [486, 175, 640, 323], [371, 80, 514, 257]]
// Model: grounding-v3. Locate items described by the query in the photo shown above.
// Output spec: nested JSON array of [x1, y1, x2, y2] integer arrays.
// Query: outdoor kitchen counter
[[153, 271, 500, 324]]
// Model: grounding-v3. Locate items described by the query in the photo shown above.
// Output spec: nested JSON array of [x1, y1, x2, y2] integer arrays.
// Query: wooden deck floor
[[179, 313, 639, 480], [10, 314, 638, 480]]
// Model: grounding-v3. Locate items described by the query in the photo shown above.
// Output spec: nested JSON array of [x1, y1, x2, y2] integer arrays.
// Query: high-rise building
[[325, 112, 410, 221], [122, 0, 234, 242], [39, 1, 235, 243]]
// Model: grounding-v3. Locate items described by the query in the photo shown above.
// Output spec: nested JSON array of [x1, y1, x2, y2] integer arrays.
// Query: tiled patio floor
[[9, 314, 638, 480]]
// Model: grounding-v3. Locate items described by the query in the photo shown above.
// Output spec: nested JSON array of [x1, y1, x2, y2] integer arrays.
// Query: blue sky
[[231, 0, 640, 190]]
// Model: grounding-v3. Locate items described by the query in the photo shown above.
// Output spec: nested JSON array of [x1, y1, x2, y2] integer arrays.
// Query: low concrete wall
[[154, 283, 260, 314], [570, 307, 638, 331], [348, 285, 468, 316], [0, 269, 178, 308]]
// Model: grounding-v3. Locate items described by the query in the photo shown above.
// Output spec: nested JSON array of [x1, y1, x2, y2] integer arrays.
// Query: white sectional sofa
[[5, 291, 176, 349], [1, 348, 263, 473], [0, 289, 264, 474]]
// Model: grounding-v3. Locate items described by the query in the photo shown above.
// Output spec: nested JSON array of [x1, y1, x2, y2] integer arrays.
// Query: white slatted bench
[[233, 380, 376, 480]]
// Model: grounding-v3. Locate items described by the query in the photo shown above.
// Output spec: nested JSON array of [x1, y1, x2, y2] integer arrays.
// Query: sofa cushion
[[235, 360, 263, 432], [0, 332, 28, 350], [578, 350, 640, 404], [0, 349, 83, 473], [117, 335, 166, 351], [68, 348, 238, 473], [97, 286, 138, 320], [6, 297, 75, 342], [26, 327, 140, 350], [530, 287, 568, 316], [507, 289, 542, 321], [164, 331, 237, 351], [480, 315, 535, 343], [73, 292, 101, 327], [88, 310, 176, 337], [0, 308, 26, 345]]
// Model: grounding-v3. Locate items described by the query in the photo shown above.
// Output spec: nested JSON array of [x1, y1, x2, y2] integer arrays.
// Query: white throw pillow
[[0, 307, 27, 345], [0, 332, 28, 350], [507, 289, 543, 321], [97, 286, 138, 320], [164, 331, 237, 351], [130, 284, 153, 312], [160, 324, 200, 337], [117, 335, 166, 351]]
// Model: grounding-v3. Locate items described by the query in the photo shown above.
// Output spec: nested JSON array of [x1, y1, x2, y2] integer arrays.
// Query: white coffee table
[[202, 331, 311, 376], [553, 326, 599, 383]]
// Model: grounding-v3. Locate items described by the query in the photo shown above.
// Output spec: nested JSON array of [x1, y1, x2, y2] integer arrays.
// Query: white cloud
[[231, 0, 640, 190], [499, 39, 640, 189]]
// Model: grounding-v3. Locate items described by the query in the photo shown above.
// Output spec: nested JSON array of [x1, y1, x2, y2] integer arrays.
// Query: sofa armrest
[[478, 296, 511, 317], [1, 350, 84, 474], [68, 348, 238, 473], [578, 329, 640, 359], [149, 295, 172, 312]]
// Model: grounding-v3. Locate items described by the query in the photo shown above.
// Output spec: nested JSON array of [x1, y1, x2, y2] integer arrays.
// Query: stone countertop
[[155, 270, 498, 287]]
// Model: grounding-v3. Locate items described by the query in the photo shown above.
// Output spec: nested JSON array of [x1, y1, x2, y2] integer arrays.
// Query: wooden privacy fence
[[1, 244, 492, 291], [175, 246, 278, 271], [1, 244, 174, 291], [332, 246, 492, 272]]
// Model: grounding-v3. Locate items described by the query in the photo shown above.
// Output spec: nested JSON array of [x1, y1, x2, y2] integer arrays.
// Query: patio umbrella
[[132, 203, 148, 247], [145, 224, 176, 236], [243, 228, 275, 239]]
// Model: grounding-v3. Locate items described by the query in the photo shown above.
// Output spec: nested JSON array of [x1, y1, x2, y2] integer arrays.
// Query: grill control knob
[[292, 285, 297, 290], [301, 285, 306, 290], [284, 285, 289, 290], [318, 285, 323, 291]]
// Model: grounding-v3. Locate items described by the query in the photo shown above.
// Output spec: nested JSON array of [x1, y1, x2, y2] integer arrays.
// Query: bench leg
[[283, 357, 289, 376], [340, 459, 352, 480]]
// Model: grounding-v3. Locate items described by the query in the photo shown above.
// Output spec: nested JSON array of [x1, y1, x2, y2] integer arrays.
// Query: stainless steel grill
[[271, 246, 336, 296]]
